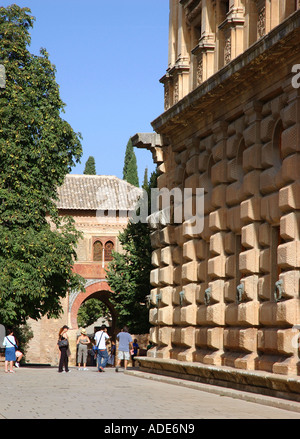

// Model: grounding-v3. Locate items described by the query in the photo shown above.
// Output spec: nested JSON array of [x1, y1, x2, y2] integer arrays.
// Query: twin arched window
[[93, 240, 114, 262]]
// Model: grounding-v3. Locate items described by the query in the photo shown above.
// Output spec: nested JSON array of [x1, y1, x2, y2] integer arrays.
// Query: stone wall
[[147, 9, 300, 377]]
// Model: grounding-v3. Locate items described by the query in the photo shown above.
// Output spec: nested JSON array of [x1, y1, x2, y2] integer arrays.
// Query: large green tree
[[0, 5, 84, 326], [123, 139, 139, 187], [106, 169, 158, 334]]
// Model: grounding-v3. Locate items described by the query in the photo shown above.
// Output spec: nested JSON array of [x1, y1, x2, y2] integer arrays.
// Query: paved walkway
[[0, 366, 300, 420]]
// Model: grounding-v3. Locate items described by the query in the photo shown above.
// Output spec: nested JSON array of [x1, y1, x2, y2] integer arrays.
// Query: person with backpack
[[94, 325, 109, 372]]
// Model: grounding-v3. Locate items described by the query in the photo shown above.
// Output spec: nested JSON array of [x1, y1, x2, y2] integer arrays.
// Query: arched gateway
[[69, 279, 117, 334], [24, 175, 142, 366]]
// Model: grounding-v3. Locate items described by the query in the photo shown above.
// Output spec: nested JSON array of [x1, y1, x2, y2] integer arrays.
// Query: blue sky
[[2, 0, 169, 185]]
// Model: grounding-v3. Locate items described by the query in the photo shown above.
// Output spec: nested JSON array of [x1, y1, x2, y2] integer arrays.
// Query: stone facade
[[133, 0, 300, 382], [25, 175, 142, 366]]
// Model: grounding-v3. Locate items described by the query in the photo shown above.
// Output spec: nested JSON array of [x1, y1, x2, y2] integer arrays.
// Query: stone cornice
[[152, 10, 300, 135]]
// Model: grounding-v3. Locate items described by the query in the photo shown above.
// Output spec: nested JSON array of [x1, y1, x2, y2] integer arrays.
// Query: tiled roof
[[56, 174, 143, 211]]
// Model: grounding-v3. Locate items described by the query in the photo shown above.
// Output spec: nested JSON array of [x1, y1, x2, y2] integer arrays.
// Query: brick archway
[[69, 280, 117, 333]]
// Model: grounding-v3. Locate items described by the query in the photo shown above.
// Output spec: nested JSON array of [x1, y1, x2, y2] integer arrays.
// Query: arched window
[[93, 241, 103, 262], [104, 241, 114, 262]]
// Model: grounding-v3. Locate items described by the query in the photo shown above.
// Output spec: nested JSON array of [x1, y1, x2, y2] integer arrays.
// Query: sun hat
[[81, 328, 87, 334]]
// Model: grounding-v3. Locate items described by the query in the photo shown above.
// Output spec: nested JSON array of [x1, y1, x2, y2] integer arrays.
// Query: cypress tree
[[83, 156, 96, 175], [123, 139, 139, 187]]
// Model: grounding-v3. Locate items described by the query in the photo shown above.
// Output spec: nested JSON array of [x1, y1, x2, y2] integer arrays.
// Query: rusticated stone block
[[207, 255, 227, 278], [242, 170, 260, 197], [185, 173, 200, 193], [224, 232, 235, 254], [259, 222, 271, 247], [150, 268, 160, 287], [183, 239, 198, 261], [195, 327, 223, 350], [172, 246, 182, 264], [242, 275, 259, 301], [224, 279, 236, 303], [151, 249, 161, 267], [282, 154, 300, 184], [150, 288, 159, 306], [179, 304, 197, 326], [243, 123, 257, 147], [260, 167, 279, 195], [209, 232, 225, 255], [172, 326, 195, 348], [197, 261, 207, 282], [173, 265, 182, 285], [149, 308, 158, 325], [280, 212, 300, 241], [243, 143, 262, 171], [196, 239, 208, 260], [209, 208, 227, 231], [182, 283, 199, 304], [279, 270, 300, 299], [160, 246, 174, 266], [157, 306, 173, 325], [211, 184, 227, 208], [239, 248, 260, 274], [260, 115, 275, 143], [158, 265, 174, 285], [150, 231, 162, 249], [149, 326, 158, 344], [281, 124, 298, 158], [197, 302, 226, 326], [182, 260, 198, 282], [160, 286, 173, 306], [159, 225, 176, 245], [205, 279, 224, 304], [223, 328, 257, 352], [278, 241, 300, 269], [261, 192, 281, 225], [257, 328, 297, 356], [172, 286, 182, 306], [226, 206, 242, 233], [158, 326, 173, 346], [279, 182, 300, 212], [225, 301, 260, 326], [281, 101, 297, 128], [242, 222, 259, 249], [174, 164, 185, 184], [259, 248, 271, 273], [186, 155, 199, 176], [258, 274, 272, 301], [225, 254, 235, 278], [259, 299, 300, 326], [240, 197, 261, 222]]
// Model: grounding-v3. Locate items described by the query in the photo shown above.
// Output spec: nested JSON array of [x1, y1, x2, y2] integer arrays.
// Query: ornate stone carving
[[224, 35, 231, 65], [258, 6, 266, 38], [197, 55, 203, 85], [174, 77, 179, 103]]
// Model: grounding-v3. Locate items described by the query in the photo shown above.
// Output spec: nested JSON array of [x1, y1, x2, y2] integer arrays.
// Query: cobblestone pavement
[[0, 366, 300, 420]]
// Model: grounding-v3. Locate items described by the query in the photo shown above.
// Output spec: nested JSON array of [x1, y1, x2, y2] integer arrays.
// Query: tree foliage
[[0, 5, 84, 326], [122, 139, 139, 187], [106, 170, 158, 334], [77, 298, 111, 328], [83, 156, 96, 175]]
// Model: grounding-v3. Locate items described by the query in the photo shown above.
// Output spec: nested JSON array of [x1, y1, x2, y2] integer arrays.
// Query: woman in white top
[[3, 329, 17, 373]]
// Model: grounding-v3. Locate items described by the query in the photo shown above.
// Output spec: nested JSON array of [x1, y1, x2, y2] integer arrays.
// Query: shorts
[[16, 350, 22, 358], [118, 350, 130, 361], [5, 348, 16, 362]]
